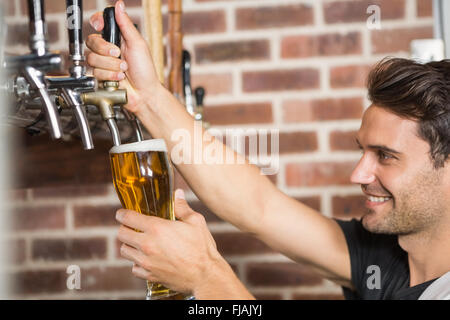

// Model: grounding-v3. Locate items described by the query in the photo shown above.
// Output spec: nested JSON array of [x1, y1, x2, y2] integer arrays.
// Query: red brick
[[33, 184, 109, 199], [285, 161, 357, 187], [20, 0, 90, 15], [246, 262, 323, 287], [281, 32, 362, 58], [6, 21, 59, 47], [417, 0, 433, 17], [214, 232, 274, 256], [282, 97, 364, 123], [329, 130, 359, 151], [279, 132, 318, 154], [36, 0, 97, 13], [293, 293, 345, 300], [32, 237, 107, 261], [195, 40, 270, 64], [293, 196, 322, 212], [11, 206, 65, 231], [236, 5, 314, 30], [162, 10, 227, 35], [6, 23, 30, 46], [183, 10, 226, 35], [46, 21, 60, 43], [330, 64, 372, 88], [332, 195, 367, 220], [82, 266, 145, 291], [73, 204, 121, 228], [11, 269, 67, 294], [371, 26, 433, 54], [191, 73, 232, 95], [243, 69, 319, 93], [203, 102, 273, 125], [324, 0, 405, 24]]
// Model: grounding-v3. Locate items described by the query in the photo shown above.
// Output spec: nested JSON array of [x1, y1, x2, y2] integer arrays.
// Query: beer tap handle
[[194, 86, 206, 122], [103, 6, 121, 49], [27, 0, 48, 56], [194, 86, 205, 107], [100, 6, 123, 146], [66, 0, 85, 77], [182, 50, 194, 116]]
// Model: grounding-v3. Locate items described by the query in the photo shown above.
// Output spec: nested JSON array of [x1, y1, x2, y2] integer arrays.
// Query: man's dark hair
[[367, 57, 450, 168]]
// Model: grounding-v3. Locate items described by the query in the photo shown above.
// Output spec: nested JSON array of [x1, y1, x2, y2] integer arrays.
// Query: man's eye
[[378, 151, 393, 160]]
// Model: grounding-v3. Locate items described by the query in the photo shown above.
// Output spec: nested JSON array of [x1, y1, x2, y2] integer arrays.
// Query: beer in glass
[[110, 138, 177, 300]]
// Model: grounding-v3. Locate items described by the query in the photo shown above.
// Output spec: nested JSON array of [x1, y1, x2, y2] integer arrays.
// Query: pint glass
[[109, 139, 178, 300]]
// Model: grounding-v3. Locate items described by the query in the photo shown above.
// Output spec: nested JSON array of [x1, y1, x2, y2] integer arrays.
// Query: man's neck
[[398, 222, 450, 287]]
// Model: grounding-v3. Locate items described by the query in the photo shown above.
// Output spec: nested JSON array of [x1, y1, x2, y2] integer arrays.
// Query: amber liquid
[[110, 150, 176, 299]]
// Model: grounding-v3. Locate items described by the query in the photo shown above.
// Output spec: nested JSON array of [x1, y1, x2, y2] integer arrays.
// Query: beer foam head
[[109, 139, 168, 154]]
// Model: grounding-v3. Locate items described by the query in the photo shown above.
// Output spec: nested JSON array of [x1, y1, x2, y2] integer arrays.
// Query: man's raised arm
[[86, 0, 353, 290]]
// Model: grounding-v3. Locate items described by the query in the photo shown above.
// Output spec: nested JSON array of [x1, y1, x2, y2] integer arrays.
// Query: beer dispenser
[[1, 0, 205, 149], [46, 0, 96, 150], [2, 0, 63, 140], [81, 6, 127, 147]]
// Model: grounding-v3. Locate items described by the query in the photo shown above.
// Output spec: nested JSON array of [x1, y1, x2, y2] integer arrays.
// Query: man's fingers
[[120, 244, 150, 270], [89, 11, 104, 31], [173, 189, 194, 221], [131, 264, 153, 281], [87, 52, 127, 72], [92, 68, 125, 81], [86, 34, 121, 57], [117, 225, 144, 250], [173, 189, 208, 226], [116, 209, 166, 232], [114, 0, 143, 43]]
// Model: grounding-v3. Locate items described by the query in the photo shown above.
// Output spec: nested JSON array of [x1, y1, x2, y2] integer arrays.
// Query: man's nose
[[350, 154, 376, 185]]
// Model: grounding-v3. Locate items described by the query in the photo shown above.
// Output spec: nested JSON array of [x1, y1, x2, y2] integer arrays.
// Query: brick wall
[[4, 0, 433, 299]]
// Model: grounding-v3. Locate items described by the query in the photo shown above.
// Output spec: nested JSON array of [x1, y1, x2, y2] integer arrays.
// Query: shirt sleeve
[[334, 218, 376, 298]]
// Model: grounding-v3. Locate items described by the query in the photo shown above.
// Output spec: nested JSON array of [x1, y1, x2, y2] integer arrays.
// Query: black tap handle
[[194, 87, 205, 107], [102, 6, 121, 48], [66, 0, 83, 59], [27, 0, 45, 24], [182, 50, 191, 91]]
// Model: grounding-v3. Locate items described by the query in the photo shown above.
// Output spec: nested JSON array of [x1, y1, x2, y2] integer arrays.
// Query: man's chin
[[361, 209, 389, 234]]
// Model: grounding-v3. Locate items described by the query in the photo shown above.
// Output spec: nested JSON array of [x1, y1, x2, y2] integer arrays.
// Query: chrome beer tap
[[181, 49, 207, 126], [45, 0, 96, 150], [2, 0, 63, 140], [82, 6, 127, 147]]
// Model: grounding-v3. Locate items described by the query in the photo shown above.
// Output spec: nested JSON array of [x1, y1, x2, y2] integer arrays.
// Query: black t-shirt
[[335, 218, 437, 300]]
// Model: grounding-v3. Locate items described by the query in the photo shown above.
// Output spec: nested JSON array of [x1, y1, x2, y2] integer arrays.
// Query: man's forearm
[[135, 84, 276, 233]]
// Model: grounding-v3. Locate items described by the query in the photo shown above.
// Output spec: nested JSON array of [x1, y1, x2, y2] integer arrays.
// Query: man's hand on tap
[[86, 0, 160, 114]]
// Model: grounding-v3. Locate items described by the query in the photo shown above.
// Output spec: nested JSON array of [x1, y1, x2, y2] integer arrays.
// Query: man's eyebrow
[[355, 138, 402, 154]]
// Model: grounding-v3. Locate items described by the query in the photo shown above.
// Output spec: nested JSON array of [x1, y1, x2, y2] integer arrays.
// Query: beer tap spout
[[60, 87, 93, 149], [22, 66, 62, 139], [106, 118, 121, 147]]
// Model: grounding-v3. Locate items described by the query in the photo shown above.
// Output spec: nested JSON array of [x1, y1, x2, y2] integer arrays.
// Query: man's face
[[351, 105, 448, 235]]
